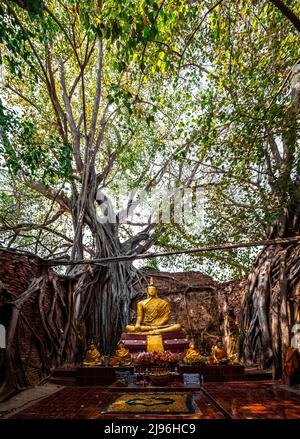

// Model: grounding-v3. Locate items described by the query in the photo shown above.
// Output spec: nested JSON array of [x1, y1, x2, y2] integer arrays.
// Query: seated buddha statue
[[82, 342, 103, 366], [125, 277, 181, 335], [110, 341, 132, 366], [211, 339, 228, 364], [183, 341, 201, 364]]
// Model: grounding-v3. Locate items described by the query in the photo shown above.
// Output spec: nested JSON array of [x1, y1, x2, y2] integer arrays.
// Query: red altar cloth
[[121, 331, 189, 354]]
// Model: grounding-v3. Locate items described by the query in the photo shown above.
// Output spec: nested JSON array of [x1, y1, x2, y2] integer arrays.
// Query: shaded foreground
[[6, 381, 300, 420]]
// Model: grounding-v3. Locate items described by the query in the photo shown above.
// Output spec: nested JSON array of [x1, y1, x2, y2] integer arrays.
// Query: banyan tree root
[[217, 279, 247, 358], [0, 250, 141, 401], [77, 260, 141, 354], [0, 250, 78, 401], [240, 242, 300, 377]]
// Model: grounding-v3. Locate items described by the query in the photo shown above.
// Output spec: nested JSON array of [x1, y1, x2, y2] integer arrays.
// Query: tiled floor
[[9, 381, 300, 419], [11, 387, 223, 419], [11, 388, 108, 419], [203, 381, 300, 419]]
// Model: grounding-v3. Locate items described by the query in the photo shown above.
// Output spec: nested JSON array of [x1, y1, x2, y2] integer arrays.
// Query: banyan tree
[[1, 0, 300, 398], [0, 0, 209, 399]]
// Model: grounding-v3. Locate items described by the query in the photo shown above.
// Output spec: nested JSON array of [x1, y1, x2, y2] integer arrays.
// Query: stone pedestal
[[121, 331, 189, 359]]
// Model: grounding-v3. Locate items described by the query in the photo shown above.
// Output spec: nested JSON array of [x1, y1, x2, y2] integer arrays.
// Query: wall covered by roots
[[241, 242, 300, 377], [0, 249, 75, 401], [218, 279, 247, 359]]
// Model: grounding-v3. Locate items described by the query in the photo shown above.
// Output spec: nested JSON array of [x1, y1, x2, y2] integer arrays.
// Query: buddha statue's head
[[146, 277, 158, 297]]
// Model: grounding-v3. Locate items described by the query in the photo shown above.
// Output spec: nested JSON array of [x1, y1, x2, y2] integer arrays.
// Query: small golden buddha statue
[[110, 341, 132, 366], [82, 342, 103, 366], [183, 341, 201, 364], [125, 277, 182, 335], [211, 339, 228, 364], [228, 353, 239, 365]]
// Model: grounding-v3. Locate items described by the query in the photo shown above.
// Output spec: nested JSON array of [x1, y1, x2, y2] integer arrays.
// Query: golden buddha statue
[[82, 342, 103, 366], [211, 339, 228, 364], [183, 341, 202, 364], [110, 341, 132, 366], [125, 277, 181, 335]]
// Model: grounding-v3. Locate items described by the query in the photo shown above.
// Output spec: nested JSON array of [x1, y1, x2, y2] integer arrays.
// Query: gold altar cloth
[[147, 334, 164, 352]]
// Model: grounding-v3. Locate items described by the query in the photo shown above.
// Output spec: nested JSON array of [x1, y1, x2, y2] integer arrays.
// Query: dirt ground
[[0, 383, 64, 419]]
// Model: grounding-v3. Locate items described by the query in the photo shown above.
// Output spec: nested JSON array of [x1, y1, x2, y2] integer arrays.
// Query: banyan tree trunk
[[240, 207, 300, 377], [77, 261, 139, 354], [67, 173, 145, 355]]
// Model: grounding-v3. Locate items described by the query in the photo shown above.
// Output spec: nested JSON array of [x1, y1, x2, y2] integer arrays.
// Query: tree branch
[[0, 209, 64, 233], [69, 40, 96, 99], [59, 60, 83, 172], [45, 42, 67, 142], [268, 0, 300, 31], [179, 0, 225, 72], [88, 40, 103, 146], [121, 223, 156, 254], [5, 85, 40, 110], [24, 178, 72, 212], [96, 151, 117, 187], [43, 5, 81, 65]]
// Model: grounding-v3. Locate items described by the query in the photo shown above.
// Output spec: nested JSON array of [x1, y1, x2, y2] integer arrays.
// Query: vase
[[149, 372, 170, 386]]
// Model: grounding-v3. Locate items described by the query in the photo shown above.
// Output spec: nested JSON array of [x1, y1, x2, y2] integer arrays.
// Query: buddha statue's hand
[[134, 323, 141, 332]]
